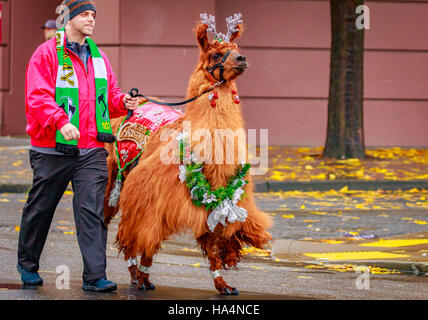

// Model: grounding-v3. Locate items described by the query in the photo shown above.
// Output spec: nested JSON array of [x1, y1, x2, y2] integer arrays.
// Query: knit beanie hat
[[59, 0, 96, 23]]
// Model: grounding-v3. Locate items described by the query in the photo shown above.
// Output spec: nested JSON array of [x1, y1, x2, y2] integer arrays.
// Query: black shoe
[[82, 278, 117, 292], [17, 264, 43, 286]]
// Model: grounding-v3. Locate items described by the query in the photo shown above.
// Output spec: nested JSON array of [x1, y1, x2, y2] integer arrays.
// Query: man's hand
[[60, 123, 80, 141], [123, 94, 140, 111]]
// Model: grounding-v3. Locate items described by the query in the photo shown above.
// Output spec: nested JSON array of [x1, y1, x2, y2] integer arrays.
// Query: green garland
[[178, 135, 251, 211]]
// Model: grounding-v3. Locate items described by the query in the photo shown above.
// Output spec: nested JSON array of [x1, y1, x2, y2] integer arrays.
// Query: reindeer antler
[[200, 12, 243, 43], [200, 13, 222, 41], [223, 13, 243, 43]]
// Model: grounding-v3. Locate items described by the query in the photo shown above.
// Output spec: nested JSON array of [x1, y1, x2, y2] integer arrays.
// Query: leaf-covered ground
[[251, 146, 428, 183]]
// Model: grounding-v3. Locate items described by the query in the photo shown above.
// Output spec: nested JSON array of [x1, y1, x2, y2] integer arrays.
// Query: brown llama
[[103, 13, 273, 295]]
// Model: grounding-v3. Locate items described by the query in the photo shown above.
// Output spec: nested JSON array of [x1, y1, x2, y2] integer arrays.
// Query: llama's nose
[[236, 55, 246, 62]]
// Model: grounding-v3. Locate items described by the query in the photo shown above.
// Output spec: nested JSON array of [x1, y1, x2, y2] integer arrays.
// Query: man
[[17, 0, 140, 292], [41, 19, 57, 41]]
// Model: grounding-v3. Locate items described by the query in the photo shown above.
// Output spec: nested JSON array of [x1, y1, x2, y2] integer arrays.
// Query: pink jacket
[[25, 36, 127, 149]]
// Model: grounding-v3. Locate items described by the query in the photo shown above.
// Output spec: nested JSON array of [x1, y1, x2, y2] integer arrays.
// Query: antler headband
[[200, 13, 243, 43]]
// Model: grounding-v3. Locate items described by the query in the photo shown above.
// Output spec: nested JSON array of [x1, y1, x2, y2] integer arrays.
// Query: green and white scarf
[[55, 28, 115, 155]]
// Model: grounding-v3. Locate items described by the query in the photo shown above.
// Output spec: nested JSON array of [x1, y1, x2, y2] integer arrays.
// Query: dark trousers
[[17, 148, 110, 282]]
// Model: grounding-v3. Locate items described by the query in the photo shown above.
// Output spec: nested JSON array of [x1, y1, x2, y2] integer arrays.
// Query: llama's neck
[[183, 71, 248, 186], [184, 72, 245, 133]]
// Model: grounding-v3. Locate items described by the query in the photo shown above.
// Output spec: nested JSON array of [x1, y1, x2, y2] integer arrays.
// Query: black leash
[[124, 49, 231, 120], [125, 81, 223, 120]]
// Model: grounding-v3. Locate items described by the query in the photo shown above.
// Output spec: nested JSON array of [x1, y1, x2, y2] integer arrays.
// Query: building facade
[[0, 0, 427, 146]]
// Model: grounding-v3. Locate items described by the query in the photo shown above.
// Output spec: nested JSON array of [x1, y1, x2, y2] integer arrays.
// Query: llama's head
[[196, 13, 247, 82]]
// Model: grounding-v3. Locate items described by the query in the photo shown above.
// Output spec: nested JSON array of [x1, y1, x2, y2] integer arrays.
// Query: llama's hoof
[[137, 282, 156, 290], [146, 282, 156, 290], [220, 287, 239, 296]]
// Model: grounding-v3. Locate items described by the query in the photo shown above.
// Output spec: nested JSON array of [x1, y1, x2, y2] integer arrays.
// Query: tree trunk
[[323, 0, 365, 159]]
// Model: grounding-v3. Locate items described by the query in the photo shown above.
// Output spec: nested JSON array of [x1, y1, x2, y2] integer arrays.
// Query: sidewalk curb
[[271, 238, 428, 274], [0, 184, 73, 193], [255, 180, 428, 192], [1, 179, 428, 194], [271, 255, 428, 274], [0, 184, 31, 193]]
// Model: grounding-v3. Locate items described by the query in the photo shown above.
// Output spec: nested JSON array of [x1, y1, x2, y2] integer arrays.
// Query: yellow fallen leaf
[[240, 247, 270, 257], [282, 214, 294, 219], [190, 263, 201, 267], [309, 211, 328, 215], [15, 226, 20, 232], [12, 161, 23, 167], [181, 248, 199, 252], [339, 186, 349, 193], [412, 219, 427, 225], [320, 239, 344, 244]]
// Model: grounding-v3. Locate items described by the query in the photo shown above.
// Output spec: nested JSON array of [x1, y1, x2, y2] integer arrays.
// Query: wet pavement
[[0, 191, 427, 300], [0, 280, 299, 300]]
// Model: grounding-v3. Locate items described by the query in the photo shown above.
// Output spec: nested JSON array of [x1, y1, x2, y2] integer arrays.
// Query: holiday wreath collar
[[177, 132, 250, 232]]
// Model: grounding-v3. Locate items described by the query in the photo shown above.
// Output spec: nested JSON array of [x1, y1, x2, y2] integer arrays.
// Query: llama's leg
[[220, 236, 242, 269], [136, 256, 156, 290], [126, 257, 138, 285], [197, 234, 239, 295]]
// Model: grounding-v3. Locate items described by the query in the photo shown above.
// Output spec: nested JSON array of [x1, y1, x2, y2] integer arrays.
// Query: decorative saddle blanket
[[115, 102, 184, 170], [108, 102, 184, 208]]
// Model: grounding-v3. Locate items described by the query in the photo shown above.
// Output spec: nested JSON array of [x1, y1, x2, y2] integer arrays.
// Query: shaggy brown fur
[[104, 21, 273, 295]]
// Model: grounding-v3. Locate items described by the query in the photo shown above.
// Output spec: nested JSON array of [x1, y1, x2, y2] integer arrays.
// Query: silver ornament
[[206, 199, 247, 232], [108, 178, 122, 207]]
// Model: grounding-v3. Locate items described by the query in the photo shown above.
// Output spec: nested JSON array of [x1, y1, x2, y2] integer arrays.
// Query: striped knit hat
[[59, 0, 96, 22]]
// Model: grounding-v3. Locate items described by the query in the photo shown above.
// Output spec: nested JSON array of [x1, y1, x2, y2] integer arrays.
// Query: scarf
[[55, 28, 115, 155]]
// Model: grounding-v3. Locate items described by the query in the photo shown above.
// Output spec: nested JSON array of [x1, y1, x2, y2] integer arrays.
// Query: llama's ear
[[229, 23, 244, 43], [196, 22, 209, 52]]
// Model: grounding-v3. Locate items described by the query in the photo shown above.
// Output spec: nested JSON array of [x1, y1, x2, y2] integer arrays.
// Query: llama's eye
[[212, 53, 222, 60]]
